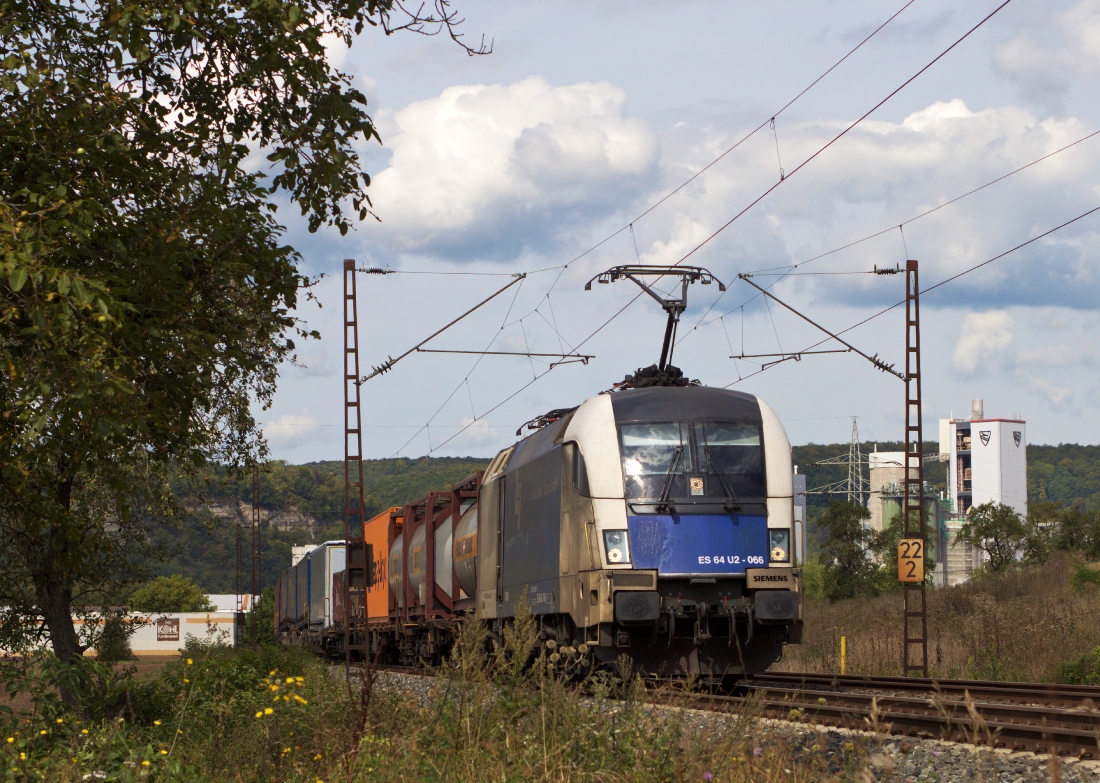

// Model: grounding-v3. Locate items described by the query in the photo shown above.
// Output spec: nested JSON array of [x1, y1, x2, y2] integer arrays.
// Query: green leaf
[[57, 273, 71, 295], [8, 267, 28, 292]]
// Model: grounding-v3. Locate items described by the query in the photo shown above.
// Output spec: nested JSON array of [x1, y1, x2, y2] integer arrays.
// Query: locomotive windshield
[[620, 421, 765, 500]]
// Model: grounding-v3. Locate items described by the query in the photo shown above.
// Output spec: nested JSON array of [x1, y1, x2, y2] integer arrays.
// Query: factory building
[[936, 399, 1027, 585], [865, 449, 951, 579], [940, 399, 1027, 517], [867, 450, 905, 534]]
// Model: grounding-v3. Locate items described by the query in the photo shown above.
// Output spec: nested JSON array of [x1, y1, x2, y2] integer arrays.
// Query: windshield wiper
[[705, 445, 741, 512], [655, 446, 682, 513]]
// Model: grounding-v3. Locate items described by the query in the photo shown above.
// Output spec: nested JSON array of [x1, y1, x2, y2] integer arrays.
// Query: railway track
[[727, 672, 1100, 757], [751, 671, 1100, 707], [365, 663, 1100, 757]]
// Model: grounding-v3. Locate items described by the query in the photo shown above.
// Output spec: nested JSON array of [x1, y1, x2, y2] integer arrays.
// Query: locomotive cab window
[[620, 423, 693, 500], [620, 420, 764, 501], [694, 422, 766, 499]]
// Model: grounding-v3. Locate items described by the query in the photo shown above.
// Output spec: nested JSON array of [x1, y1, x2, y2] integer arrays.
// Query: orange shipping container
[[365, 507, 401, 623]]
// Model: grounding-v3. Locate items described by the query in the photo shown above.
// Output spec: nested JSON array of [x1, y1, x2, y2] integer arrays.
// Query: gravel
[[365, 669, 1100, 781]]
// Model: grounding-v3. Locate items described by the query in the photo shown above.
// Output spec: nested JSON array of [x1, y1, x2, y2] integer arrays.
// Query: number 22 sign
[[897, 538, 924, 583]]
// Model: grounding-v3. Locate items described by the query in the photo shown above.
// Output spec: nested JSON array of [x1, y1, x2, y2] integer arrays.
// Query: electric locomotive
[[471, 376, 802, 679]]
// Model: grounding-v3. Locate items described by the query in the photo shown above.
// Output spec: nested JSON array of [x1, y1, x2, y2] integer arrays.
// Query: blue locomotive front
[[476, 384, 802, 681]]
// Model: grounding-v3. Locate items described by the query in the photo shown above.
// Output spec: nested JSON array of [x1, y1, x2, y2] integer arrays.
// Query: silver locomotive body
[[476, 385, 802, 679]]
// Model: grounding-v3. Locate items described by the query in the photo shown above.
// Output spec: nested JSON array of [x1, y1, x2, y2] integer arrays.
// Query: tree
[[1021, 500, 1060, 563], [1052, 501, 1100, 559], [957, 502, 1026, 574], [129, 576, 215, 614], [0, 0, 484, 704], [815, 501, 880, 601]]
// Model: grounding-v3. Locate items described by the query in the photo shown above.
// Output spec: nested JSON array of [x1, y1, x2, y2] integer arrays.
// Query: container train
[[276, 383, 803, 680]]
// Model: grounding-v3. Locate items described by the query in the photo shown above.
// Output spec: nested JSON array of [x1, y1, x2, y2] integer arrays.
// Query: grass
[[0, 602, 878, 782], [784, 551, 1100, 681], [15, 561, 1099, 781]]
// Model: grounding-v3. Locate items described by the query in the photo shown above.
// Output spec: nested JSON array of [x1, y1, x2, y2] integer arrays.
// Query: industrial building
[[858, 400, 1027, 586], [937, 399, 1027, 585], [941, 399, 1027, 517]]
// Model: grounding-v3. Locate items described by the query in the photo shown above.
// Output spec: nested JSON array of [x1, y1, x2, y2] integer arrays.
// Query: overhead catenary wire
[[724, 202, 1100, 389], [667, 0, 1016, 275], [385, 274, 528, 459], [683, 124, 1100, 342], [525, 0, 922, 276], [569, 0, 1017, 363], [359, 273, 525, 383], [739, 274, 903, 379]]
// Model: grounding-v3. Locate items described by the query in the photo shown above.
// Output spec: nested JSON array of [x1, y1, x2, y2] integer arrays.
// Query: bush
[[129, 575, 215, 613], [1056, 646, 1100, 685], [96, 612, 133, 664], [1070, 563, 1100, 591]]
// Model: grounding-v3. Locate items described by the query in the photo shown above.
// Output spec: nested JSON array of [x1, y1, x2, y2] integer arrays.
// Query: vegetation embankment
[[787, 551, 1100, 682], [1, 609, 858, 783]]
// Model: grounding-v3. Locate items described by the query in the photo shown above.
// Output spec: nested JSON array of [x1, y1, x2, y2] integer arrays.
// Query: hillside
[[1028, 443, 1100, 509], [156, 457, 490, 592], [154, 442, 1099, 592]]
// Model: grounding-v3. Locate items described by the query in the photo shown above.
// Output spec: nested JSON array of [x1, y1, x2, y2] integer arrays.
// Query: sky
[[256, 0, 1100, 464]]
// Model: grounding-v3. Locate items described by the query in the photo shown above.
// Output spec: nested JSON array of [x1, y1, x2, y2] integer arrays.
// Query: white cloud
[[369, 77, 658, 258], [1016, 345, 1078, 366], [993, 0, 1100, 107], [630, 99, 1100, 312], [951, 311, 1014, 375], [445, 417, 503, 452], [262, 412, 324, 451], [294, 345, 338, 377], [1023, 372, 1074, 407]]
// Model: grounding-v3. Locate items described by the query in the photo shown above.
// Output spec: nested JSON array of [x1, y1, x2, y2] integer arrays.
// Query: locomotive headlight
[[603, 530, 631, 565], [769, 529, 791, 563]]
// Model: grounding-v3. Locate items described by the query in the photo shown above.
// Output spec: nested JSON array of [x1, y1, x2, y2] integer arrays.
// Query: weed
[[785, 552, 1100, 681]]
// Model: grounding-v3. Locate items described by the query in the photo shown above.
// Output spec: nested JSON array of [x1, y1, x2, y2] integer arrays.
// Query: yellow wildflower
[[183, 678, 190, 683], [5, 738, 11, 744], [81, 730, 88, 736], [19, 753, 25, 761], [142, 760, 150, 767], [55, 718, 63, 724], [263, 707, 273, 715], [186, 658, 193, 665], [254, 711, 263, 719], [293, 695, 308, 705], [154, 720, 162, 726], [39, 730, 47, 736], [160, 750, 168, 755], [313, 753, 323, 760], [269, 670, 277, 677]]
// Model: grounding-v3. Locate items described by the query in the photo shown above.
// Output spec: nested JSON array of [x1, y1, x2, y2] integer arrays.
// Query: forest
[[156, 442, 1100, 593]]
